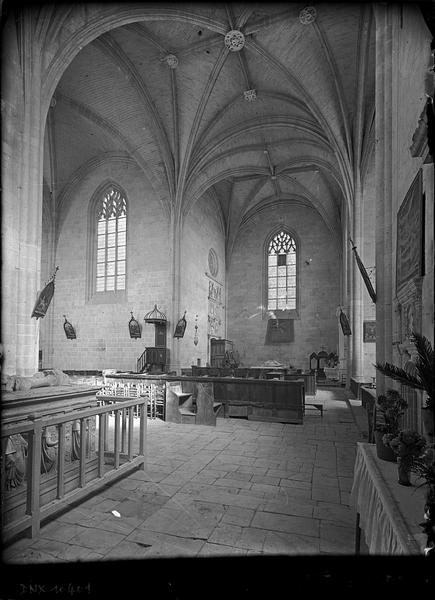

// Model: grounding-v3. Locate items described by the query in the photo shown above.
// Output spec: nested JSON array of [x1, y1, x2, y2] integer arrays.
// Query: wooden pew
[[165, 381, 222, 426]]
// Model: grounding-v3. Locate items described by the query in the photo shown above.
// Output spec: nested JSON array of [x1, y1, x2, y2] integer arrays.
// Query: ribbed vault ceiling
[[44, 2, 376, 247]]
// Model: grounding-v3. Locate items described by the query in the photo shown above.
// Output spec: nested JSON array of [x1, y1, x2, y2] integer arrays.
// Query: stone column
[[374, 4, 400, 393], [169, 209, 182, 373], [339, 201, 351, 389], [1, 18, 21, 375], [351, 178, 364, 378], [1, 14, 44, 376]]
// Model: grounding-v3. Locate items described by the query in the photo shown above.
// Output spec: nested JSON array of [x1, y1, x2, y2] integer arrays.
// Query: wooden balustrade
[[1, 396, 147, 541], [97, 381, 164, 420]]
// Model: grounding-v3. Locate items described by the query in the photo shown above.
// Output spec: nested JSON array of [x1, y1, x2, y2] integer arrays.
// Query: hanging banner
[[426, 94, 435, 157], [338, 307, 352, 336], [174, 312, 187, 338], [31, 266, 59, 319], [349, 238, 376, 303], [128, 312, 141, 338], [63, 316, 77, 339]]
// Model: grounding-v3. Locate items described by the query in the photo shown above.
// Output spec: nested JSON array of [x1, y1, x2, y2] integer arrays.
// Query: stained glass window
[[95, 187, 127, 292], [267, 230, 297, 311]]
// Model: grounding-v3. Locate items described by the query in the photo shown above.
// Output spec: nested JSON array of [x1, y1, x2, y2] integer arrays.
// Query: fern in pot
[[374, 332, 434, 444], [375, 332, 435, 554], [374, 389, 408, 462]]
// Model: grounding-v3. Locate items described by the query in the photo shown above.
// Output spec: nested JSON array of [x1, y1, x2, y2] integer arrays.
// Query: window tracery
[[267, 230, 297, 311], [95, 187, 127, 293]]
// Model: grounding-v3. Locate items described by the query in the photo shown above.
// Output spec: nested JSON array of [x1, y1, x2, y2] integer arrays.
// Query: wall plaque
[[265, 319, 294, 344], [363, 321, 376, 343]]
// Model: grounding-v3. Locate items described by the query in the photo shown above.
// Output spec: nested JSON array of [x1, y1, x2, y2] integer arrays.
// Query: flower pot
[[422, 407, 434, 444], [397, 458, 412, 486], [374, 430, 397, 462]]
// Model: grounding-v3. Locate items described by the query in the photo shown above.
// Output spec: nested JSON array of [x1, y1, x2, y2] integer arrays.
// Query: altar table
[[351, 442, 427, 554]]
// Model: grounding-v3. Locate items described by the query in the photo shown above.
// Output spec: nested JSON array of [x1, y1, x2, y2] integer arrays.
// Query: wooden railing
[[137, 349, 147, 373], [1, 397, 147, 541], [97, 381, 165, 420]]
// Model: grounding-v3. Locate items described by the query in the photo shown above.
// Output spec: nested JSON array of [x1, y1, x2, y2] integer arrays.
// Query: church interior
[[1, 0, 435, 584]]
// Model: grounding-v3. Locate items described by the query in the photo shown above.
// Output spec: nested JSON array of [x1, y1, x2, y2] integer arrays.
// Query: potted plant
[[373, 389, 408, 462], [384, 429, 427, 486], [408, 446, 435, 555], [374, 332, 434, 443], [375, 332, 434, 554]]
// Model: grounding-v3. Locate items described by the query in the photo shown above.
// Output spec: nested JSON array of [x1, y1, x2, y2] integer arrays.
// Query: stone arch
[[41, 8, 229, 121]]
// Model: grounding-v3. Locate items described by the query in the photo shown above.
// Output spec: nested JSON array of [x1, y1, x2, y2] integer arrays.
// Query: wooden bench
[[165, 382, 222, 426], [304, 397, 323, 417], [165, 383, 195, 423], [195, 382, 223, 426]]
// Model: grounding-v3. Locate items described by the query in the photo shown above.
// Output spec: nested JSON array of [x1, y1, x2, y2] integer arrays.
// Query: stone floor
[[3, 388, 369, 563]]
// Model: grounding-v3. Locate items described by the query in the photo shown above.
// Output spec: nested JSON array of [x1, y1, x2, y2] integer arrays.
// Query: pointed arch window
[[267, 230, 297, 311], [95, 186, 127, 293]]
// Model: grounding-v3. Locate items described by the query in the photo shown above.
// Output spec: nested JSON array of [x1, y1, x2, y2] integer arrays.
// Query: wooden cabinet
[[210, 338, 233, 367]]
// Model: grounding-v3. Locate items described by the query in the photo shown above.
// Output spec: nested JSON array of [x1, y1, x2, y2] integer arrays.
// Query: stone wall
[[47, 160, 170, 372], [227, 203, 341, 370], [392, 7, 434, 359], [177, 194, 226, 370]]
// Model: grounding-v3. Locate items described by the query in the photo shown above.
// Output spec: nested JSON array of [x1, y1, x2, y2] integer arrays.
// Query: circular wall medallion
[[208, 248, 219, 277], [299, 6, 317, 25], [224, 30, 246, 52]]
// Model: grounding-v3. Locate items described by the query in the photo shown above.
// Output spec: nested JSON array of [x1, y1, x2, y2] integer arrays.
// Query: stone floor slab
[[262, 530, 320, 555], [251, 511, 320, 538], [319, 521, 355, 554], [3, 389, 364, 563], [311, 486, 341, 503], [68, 527, 126, 551], [221, 506, 255, 527], [235, 527, 268, 551], [198, 542, 247, 556], [313, 502, 356, 527]]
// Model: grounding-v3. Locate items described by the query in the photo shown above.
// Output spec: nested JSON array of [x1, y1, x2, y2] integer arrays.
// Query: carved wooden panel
[[207, 279, 223, 337]]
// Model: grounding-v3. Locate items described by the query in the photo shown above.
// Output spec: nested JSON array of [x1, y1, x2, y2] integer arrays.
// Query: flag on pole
[[349, 238, 376, 303]]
